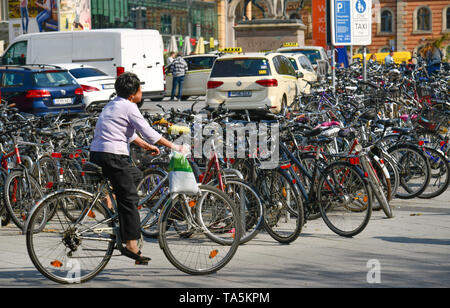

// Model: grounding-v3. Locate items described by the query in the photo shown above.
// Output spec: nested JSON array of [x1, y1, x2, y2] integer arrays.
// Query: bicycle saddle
[[360, 109, 378, 121], [376, 119, 397, 127], [392, 127, 413, 134], [82, 162, 103, 177]]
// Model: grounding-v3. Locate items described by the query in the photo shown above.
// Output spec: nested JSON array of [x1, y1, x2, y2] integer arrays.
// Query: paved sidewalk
[[0, 189, 449, 288]]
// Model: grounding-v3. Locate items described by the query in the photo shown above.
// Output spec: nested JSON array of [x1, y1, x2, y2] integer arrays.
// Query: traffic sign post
[[330, 0, 372, 46], [328, 0, 372, 85]]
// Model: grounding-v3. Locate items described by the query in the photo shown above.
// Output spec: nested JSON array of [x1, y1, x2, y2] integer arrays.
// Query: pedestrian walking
[[384, 50, 395, 67], [422, 42, 443, 75], [166, 52, 176, 67], [368, 54, 377, 66], [170, 53, 188, 102]]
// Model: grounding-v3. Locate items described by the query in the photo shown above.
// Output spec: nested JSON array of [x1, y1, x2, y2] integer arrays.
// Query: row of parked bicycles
[[0, 60, 448, 284]]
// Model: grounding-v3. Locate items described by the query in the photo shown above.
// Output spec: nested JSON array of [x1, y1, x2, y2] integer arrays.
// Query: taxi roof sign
[[282, 42, 299, 47], [219, 47, 242, 53]]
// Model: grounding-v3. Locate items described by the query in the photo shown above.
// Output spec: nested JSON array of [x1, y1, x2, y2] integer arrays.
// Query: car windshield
[[185, 57, 217, 70], [32, 71, 78, 87], [299, 57, 314, 71], [279, 49, 322, 65], [69, 67, 108, 78], [210, 58, 271, 77], [288, 58, 299, 70]]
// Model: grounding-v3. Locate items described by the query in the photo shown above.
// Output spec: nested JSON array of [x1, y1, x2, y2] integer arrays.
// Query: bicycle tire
[[209, 178, 264, 244], [317, 161, 372, 237], [418, 147, 450, 199], [364, 156, 393, 218], [388, 144, 431, 199], [31, 155, 59, 191], [26, 189, 115, 284], [0, 167, 11, 226], [136, 168, 168, 238], [381, 153, 400, 200], [4, 170, 44, 231], [158, 185, 241, 275], [258, 168, 304, 244]]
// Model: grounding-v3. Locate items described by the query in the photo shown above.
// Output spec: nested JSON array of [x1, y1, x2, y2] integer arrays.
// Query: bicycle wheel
[[136, 168, 168, 238], [4, 170, 44, 230], [31, 155, 59, 192], [317, 161, 372, 237], [388, 144, 431, 199], [0, 167, 11, 226], [158, 185, 241, 275], [26, 189, 115, 284], [258, 169, 304, 244], [381, 153, 400, 200], [418, 147, 450, 199], [364, 156, 393, 218], [213, 178, 264, 244]]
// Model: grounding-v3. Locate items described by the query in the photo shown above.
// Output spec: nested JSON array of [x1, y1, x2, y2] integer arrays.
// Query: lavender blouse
[[90, 96, 162, 156]]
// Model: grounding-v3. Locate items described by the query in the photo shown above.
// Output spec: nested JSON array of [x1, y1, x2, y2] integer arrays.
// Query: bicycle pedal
[[135, 260, 150, 266]]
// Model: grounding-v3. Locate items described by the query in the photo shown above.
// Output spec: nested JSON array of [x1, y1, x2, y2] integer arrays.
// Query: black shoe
[[120, 247, 151, 265]]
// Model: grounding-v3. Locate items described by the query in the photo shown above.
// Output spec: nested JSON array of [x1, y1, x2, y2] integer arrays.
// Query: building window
[[448, 8, 450, 29], [380, 10, 393, 32], [443, 6, 450, 32], [416, 6, 431, 32], [161, 15, 172, 35]]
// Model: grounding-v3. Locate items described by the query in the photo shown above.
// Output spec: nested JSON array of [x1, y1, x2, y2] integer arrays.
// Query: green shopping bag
[[168, 152, 199, 195]]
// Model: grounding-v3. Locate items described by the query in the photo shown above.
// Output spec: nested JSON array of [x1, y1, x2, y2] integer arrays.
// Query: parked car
[[52, 63, 116, 107], [165, 54, 218, 99], [1, 29, 165, 102], [277, 45, 330, 76], [0, 64, 85, 116], [206, 52, 300, 112], [286, 53, 318, 94]]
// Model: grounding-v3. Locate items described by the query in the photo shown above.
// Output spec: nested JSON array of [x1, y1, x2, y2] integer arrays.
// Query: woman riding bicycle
[[89, 72, 184, 264]]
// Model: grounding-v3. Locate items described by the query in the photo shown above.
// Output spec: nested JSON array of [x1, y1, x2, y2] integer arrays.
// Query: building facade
[[364, 0, 450, 58], [91, 0, 218, 49], [221, 0, 450, 58]]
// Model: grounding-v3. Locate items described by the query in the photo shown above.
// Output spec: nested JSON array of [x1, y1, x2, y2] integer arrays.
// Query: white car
[[206, 52, 299, 112], [277, 45, 330, 76], [52, 63, 116, 107], [286, 53, 318, 94], [165, 54, 218, 99]]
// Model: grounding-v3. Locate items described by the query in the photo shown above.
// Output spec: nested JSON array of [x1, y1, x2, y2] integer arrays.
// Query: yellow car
[[286, 53, 318, 94], [206, 52, 299, 112], [165, 54, 218, 99]]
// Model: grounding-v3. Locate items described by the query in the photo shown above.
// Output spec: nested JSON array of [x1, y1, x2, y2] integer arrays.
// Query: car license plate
[[54, 98, 73, 105], [102, 84, 114, 90], [228, 91, 252, 97]]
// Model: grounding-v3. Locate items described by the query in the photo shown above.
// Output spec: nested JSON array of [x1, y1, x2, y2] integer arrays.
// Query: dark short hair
[[115, 72, 141, 99]]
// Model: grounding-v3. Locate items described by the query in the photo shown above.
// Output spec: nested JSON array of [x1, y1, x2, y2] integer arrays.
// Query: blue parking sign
[[331, 0, 372, 46], [334, 0, 351, 44]]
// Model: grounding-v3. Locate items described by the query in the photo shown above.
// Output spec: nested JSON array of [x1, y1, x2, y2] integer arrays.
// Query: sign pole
[[363, 45, 367, 81], [332, 46, 336, 95]]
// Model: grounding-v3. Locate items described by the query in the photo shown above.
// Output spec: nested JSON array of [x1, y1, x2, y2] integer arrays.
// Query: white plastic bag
[[168, 152, 199, 195]]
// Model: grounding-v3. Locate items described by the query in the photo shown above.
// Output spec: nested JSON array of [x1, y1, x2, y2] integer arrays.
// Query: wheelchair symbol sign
[[355, 0, 366, 13]]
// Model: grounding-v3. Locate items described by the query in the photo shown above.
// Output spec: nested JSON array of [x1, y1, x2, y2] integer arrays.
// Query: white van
[[1, 29, 165, 102]]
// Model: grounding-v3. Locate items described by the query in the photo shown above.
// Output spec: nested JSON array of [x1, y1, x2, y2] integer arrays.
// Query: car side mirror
[[296, 71, 304, 79]]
